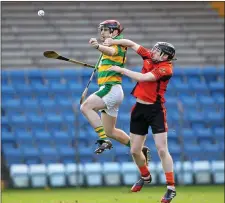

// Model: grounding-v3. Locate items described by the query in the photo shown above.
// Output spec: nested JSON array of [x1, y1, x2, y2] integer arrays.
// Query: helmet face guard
[[152, 42, 176, 62], [98, 20, 123, 35]]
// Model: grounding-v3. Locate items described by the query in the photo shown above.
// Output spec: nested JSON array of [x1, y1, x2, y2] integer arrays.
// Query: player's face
[[100, 27, 111, 41], [151, 47, 168, 62]]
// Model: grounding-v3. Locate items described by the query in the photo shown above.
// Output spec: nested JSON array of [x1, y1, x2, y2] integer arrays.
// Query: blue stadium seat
[[78, 148, 93, 163], [53, 131, 72, 147], [215, 96, 224, 105], [14, 84, 34, 99], [63, 69, 82, 84], [94, 149, 115, 163], [34, 132, 52, 148], [114, 147, 132, 163], [16, 132, 34, 147], [184, 145, 202, 161], [50, 83, 69, 98], [190, 82, 209, 96], [175, 83, 193, 97], [2, 99, 21, 112], [186, 111, 205, 124], [180, 96, 199, 108], [214, 128, 224, 143], [169, 143, 181, 161], [2, 132, 16, 146], [57, 99, 73, 114], [8, 70, 27, 85], [11, 115, 27, 129], [209, 82, 224, 94], [165, 97, 178, 109], [22, 147, 40, 165], [182, 129, 198, 145], [32, 83, 50, 99], [200, 144, 222, 161], [27, 69, 44, 85], [198, 96, 216, 110], [167, 130, 179, 144], [58, 147, 75, 164], [205, 112, 224, 127], [68, 83, 83, 95], [4, 148, 24, 166], [1, 71, 9, 84], [2, 84, 16, 100], [195, 128, 212, 142], [88, 83, 99, 93], [63, 115, 75, 129], [202, 67, 219, 82], [22, 99, 40, 114], [40, 147, 59, 164], [42, 69, 62, 84], [183, 68, 202, 83], [28, 115, 46, 129], [40, 99, 57, 113], [46, 114, 63, 130]]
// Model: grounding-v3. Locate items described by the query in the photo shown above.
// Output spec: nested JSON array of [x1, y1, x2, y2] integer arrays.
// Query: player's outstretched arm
[[108, 66, 156, 82], [89, 38, 116, 56], [104, 38, 140, 52]]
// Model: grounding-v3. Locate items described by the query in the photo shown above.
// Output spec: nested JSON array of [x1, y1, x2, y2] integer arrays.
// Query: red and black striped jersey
[[131, 46, 173, 103]]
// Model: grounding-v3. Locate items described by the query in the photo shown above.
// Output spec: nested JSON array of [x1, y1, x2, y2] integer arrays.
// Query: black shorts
[[130, 102, 168, 135]]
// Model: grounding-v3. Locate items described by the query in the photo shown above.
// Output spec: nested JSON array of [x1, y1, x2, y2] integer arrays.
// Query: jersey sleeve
[[151, 65, 173, 81], [137, 46, 151, 59]]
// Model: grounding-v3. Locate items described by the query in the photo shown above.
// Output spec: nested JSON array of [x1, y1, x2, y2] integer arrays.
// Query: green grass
[[2, 185, 224, 203]]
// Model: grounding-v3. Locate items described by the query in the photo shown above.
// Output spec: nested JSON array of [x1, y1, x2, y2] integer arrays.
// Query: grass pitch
[[2, 185, 224, 203]]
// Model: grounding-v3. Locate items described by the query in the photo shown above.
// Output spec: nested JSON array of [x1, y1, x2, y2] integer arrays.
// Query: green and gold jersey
[[97, 35, 127, 86]]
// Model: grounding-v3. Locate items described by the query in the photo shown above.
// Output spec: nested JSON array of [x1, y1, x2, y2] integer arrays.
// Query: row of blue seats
[[3, 98, 224, 114], [2, 127, 223, 143], [2, 131, 223, 154], [2, 110, 223, 124], [3, 142, 224, 166], [2, 94, 224, 107], [2, 80, 223, 91], [1, 70, 223, 83], [2, 66, 224, 79]]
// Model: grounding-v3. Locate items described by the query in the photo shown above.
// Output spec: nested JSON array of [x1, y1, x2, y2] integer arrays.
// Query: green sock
[[95, 126, 107, 140], [125, 140, 131, 147]]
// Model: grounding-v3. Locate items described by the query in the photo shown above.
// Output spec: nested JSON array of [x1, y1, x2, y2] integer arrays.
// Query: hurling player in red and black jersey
[[104, 38, 177, 203]]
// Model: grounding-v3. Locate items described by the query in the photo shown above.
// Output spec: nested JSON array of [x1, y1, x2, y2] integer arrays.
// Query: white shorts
[[95, 84, 124, 117]]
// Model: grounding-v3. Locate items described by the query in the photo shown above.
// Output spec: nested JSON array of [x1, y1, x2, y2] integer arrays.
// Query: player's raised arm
[[104, 38, 140, 52], [89, 38, 116, 56], [108, 66, 157, 82]]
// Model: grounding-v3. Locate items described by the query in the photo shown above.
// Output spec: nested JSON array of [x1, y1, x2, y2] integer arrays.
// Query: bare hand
[[89, 38, 99, 49], [108, 66, 123, 73], [103, 38, 114, 46]]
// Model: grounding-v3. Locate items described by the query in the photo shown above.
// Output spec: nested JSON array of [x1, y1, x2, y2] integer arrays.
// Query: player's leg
[[101, 112, 130, 146], [130, 133, 152, 192], [80, 93, 112, 151], [151, 103, 176, 203], [153, 132, 176, 202], [129, 102, 152, 192], [101, 111, 150, 164]]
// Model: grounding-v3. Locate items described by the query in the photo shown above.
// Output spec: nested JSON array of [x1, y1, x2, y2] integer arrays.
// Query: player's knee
[[80, 101, 89, 114], [157, 147, 167, 159], [130, 146, 142, 157]]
